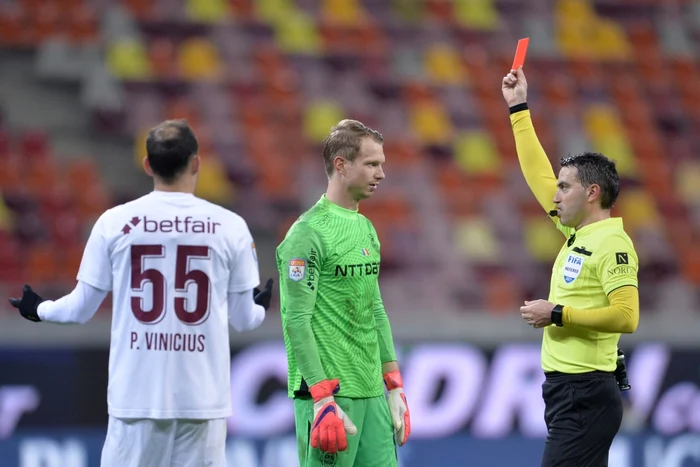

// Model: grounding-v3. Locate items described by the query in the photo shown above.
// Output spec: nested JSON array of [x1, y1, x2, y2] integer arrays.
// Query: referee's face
[[554, 166, 587, 227]]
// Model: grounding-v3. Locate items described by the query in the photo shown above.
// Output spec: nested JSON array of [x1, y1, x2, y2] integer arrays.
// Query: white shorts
[[100, 416, 227, 467]]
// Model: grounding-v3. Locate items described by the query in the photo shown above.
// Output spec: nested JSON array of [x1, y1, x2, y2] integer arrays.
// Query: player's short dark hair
[[145, 119, 199, 183], [322, 119, 383, 177], [560, 152, 620, 209]]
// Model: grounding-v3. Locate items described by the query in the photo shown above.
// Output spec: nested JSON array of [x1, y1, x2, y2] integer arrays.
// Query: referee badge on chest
[[563, 254, 585, 284]]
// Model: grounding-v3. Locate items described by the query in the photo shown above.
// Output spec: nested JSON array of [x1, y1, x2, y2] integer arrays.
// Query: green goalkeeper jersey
[[276, 194, 398, 399]]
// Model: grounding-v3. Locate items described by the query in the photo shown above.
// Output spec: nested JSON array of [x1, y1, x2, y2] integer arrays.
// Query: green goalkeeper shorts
[[293, 395, 398, 467]]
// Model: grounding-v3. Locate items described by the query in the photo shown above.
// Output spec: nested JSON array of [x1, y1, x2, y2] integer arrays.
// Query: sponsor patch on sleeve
[[288, 258, 307, 282]]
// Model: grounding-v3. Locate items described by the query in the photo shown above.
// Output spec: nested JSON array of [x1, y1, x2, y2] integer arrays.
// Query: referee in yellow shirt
[[502, 68, 640, 467]]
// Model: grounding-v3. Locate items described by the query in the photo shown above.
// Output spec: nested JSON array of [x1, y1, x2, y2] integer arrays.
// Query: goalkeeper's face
[[344, 138, 386, 200]]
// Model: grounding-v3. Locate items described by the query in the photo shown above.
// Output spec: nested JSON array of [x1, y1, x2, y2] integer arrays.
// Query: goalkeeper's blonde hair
[[322, 119, 383, 177]]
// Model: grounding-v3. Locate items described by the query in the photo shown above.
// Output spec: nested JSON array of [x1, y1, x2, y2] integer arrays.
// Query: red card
[[511, 37, 530, 70]]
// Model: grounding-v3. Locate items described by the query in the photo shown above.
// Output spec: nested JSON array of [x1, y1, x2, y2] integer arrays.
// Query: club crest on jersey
[[563, 254, 585, 284], [361, 248, 370, 256], [289, 258, 306, 282]]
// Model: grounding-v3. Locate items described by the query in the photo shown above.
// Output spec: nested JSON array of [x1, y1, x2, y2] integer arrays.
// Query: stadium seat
[[424, 43, 466, 85], [194, 155, 235, 205], [453, 216, 500, 262], [178, 37, 223, 81], [148, 38, 178, 79], [0, 196, 13, 232], [67, 3, 98, 44], [676, 160, 700, 206], [255, 0, 297, 23], [24, 242, 58, 283], [274, 11, 321, 54], [122, 0, 155, 20], [321, 0, 366, 25], [453, 130, 501, 175], [185, 0, 229, 23], [453, 0, 499, 30], [390, 0, 423, 23], [107, 38, 152, 80], [409, 99, 453, 144], [615, 188, 662, 234], [524, 217, 564, 262], [303, 100, 345, 143]]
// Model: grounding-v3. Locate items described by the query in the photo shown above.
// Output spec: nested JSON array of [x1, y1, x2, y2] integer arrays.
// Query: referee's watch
[[551, 304, 564, 327]]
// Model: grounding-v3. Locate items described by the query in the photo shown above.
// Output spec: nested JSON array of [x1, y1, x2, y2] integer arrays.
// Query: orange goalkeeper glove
[[309, 379, 357, 454], [383, 370, 411, 446]]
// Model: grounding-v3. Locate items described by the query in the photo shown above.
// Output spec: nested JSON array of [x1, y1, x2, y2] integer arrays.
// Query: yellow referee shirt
[[511, 109, 639, 374], [545, 218, 638, 372]]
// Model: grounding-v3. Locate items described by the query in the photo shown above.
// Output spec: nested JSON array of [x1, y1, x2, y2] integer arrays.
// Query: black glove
[[9, 284, 43, 322], [253, 278, 274, 311]]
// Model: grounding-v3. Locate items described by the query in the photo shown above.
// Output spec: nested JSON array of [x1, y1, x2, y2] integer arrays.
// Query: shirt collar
[[575, 217, 623, 236], [318, 194, 359, 219]]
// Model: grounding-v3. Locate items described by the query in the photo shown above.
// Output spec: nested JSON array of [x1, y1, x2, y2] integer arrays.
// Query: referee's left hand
[[520, 299, 555, 329]]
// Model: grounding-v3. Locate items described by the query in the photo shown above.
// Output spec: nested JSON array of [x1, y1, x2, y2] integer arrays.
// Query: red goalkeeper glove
[[383, 370, 411, 446], [309, 379, 357, 454]]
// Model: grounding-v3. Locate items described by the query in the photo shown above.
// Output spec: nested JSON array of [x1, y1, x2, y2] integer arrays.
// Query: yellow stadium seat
[[178, 38, 222, 81], [391, 0, 424, 22], [453, 0, 499, 30], [676, 161, 700, 204], [0, 195, 13, 231], [255, 0, 297, 23], [106, 39, 152, 80], [409, 101, 453, 144], [583, 103, 624, 138], [275, 11, 321, 53], [615, 188, 661, 232], [556, 18, 595, 58], [454, 216, 500, 262], [185, 0, 230, 23], [594, 19, 632, 60], [322, 0, 365, 25], [453, 131, 500, 175], [591, 136, 638, 179], [425, 44, 466, 85], [524, 218, 564, 262], [194, 155, 234, 204], [582, 103, 638, 178], [304, 101, 345, 143], [134, 128, 149, 168], [555, 0, 595, 23]]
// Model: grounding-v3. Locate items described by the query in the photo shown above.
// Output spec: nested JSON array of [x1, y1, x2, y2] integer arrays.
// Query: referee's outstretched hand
[[502, 67, 528, 107], [520, 299, 555, 329]]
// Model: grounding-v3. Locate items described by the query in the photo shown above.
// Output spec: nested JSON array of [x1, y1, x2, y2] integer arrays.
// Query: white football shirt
[[77, 191, 260, 419]]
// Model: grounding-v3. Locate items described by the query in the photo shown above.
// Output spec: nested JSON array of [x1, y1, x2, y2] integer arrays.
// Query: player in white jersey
[[9, 119, 274, 467]]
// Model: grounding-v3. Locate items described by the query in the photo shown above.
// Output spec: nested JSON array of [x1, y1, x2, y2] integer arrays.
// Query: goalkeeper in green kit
[[276, 119, 411, 466]]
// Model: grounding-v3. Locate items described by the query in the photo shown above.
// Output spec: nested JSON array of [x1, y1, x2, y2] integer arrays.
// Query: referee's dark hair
[[146, 119, 199, 183], [560, 152, 620, 209]]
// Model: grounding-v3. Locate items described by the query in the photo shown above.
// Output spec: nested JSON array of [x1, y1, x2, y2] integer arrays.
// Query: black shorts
[[540, 370, 623, 467]]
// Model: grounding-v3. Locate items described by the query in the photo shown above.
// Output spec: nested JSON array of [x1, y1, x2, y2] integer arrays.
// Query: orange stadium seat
[[148, 38, 178, 79]]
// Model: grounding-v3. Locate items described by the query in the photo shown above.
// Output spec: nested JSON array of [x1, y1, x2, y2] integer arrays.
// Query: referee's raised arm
[[502, 68, 561, 228]]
